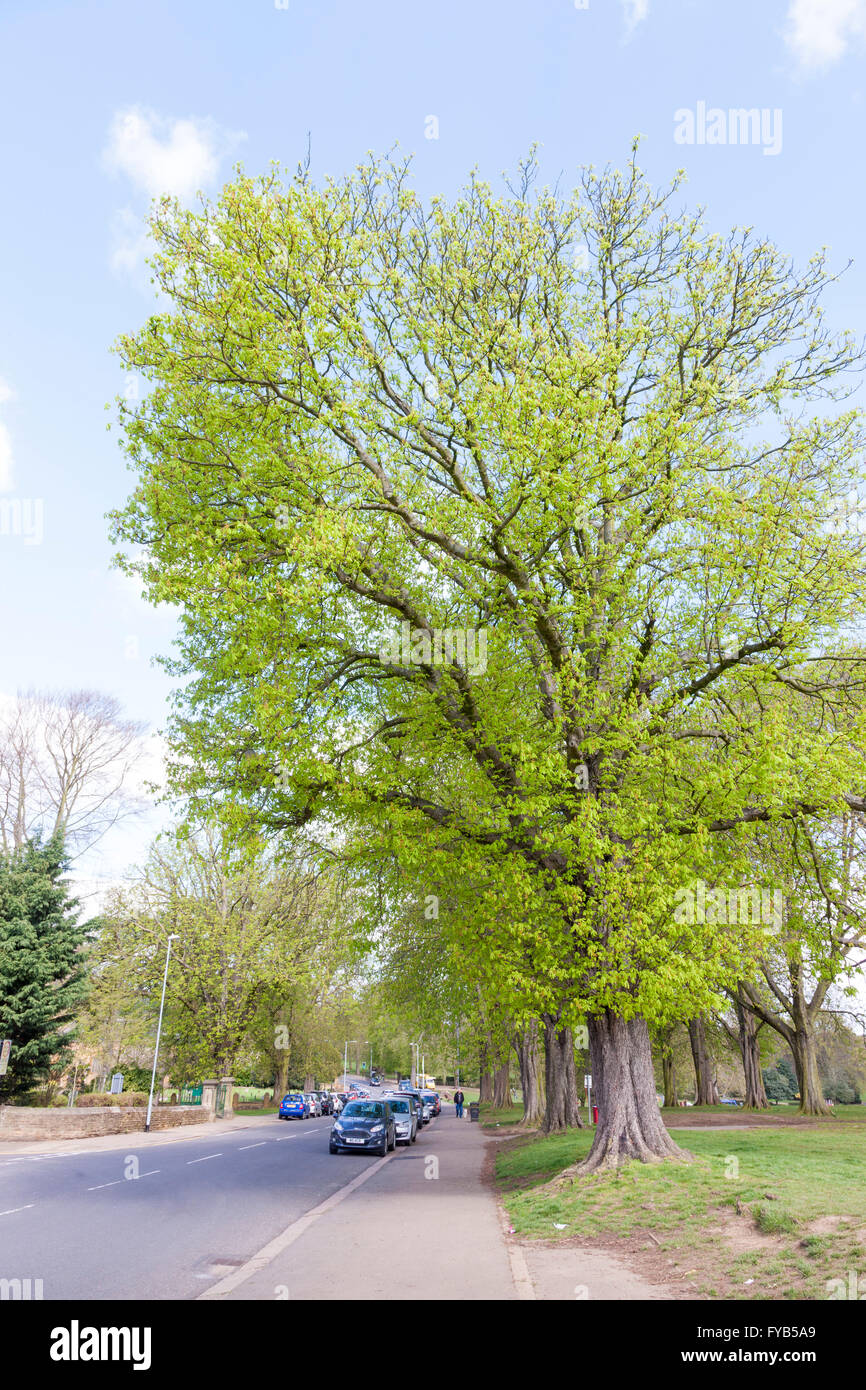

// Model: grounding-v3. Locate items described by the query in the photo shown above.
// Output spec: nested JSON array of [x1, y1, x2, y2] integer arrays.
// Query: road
[[0, 1080, 517, 1301], [0, 1113, 345, 1299]]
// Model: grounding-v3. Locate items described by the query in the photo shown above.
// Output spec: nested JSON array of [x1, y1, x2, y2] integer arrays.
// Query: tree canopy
[[111, 145, 866, 1161]]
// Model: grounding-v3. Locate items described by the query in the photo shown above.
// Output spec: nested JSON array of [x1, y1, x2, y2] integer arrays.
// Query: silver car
[[383, 1094, 418, 1144], [304, 1092, 322, 1117]]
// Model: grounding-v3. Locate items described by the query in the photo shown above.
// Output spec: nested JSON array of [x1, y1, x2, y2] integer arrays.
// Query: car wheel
[[411, 1130, 417, 1143]]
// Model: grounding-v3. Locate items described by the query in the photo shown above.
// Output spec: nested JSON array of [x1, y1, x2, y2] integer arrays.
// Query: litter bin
[[469, 1101, 480, 1122], [591, 1104, 599, 1124]]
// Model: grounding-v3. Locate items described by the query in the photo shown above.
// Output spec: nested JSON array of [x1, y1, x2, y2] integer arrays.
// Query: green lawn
[[495, 1122, 866, 1299]]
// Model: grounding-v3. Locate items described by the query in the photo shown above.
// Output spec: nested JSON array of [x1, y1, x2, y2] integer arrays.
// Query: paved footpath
[[203, 1111, 520, 1301]]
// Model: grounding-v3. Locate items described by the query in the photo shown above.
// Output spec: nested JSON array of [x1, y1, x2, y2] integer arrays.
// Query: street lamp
[[145, 934, 179, 1133], [343, 1040, 357, 1091]]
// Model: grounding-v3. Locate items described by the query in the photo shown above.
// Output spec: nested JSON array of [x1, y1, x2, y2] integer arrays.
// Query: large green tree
[[112, 147, 866, 1167], [0, 837, 87, 1099]]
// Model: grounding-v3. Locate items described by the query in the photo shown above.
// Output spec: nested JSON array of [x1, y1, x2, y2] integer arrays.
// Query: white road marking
[[238, 1143, 266, 1151], [140, 1170, 160, 1177], [199, 1150, 396, 1299], [187, 1153, 222, 1165], [87, 1181, 122, 1191], [0, 1203, 35, 1216]]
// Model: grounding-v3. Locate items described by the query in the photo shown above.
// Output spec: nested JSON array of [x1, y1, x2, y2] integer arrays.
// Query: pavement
[[204, 1108, 519, 1301]]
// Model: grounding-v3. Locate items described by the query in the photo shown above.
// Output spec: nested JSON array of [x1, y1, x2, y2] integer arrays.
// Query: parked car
[[317, 1092, 334, 1115], [402, 1089, 432, 1124], [383, 1095, 418, 1145], [420, 1089, 441, 1117], [278, 1093, 309, 1120], [397, 1079, 413, 1091], [330, 1100, 396, 1156], [304, 1093, 322, 1117]]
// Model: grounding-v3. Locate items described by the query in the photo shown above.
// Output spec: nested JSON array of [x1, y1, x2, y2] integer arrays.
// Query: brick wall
[[0, 1105, 213, 1140]]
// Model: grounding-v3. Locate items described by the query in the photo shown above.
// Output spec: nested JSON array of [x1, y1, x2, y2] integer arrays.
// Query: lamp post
[[456, 1019, 461, 1090], [343, 1040, 357, 1091], [145, 934, 179, 1133]]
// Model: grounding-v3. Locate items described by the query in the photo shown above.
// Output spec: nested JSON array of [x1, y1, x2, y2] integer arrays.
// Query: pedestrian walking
[[454, 1087, 465, 1119]]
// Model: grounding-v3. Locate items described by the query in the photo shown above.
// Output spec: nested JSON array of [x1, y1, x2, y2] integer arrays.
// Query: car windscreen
[[387, 1099, 410, 1113], [342, 1102, 383, 1118], [284, 1094, 303, 1102]]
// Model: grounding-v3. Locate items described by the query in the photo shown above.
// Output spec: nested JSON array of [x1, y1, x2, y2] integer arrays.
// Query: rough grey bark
[[571, 1012, 688, 1172], [688, 1015, 720, 1105], [478, 1038, 494, 1102], [516, 1020, 544, 1125], [541, 1018, 583, 1133], [493, 1061, 512, 1109], [660, 1029, 678, 1108], [739, 958, 832, 1116], [735, 996, 768, 1109]]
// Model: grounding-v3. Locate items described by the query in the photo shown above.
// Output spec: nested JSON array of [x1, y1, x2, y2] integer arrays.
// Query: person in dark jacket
[[454, 1088, 465, 1118]]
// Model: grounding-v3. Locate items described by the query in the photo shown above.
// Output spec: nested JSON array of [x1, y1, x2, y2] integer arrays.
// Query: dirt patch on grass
[[805, 1214, 848, 1235], [712, 1206, 787, 1254]]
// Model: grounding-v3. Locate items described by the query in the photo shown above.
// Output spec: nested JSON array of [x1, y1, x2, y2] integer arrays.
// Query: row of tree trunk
[[474, 982, 830, 1173]]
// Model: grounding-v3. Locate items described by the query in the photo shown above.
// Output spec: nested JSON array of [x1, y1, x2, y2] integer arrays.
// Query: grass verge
[[494, 1122, 866, 1299]]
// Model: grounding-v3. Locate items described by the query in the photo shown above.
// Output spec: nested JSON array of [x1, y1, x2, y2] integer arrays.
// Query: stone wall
[[0, 1105, 213, 1140]]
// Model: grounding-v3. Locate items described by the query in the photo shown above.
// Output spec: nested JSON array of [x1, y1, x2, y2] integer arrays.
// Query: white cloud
[[0, 377, 16, 492], [621, 0, 649, 36], [103, 106, 245, 201], [784, 0, 866, 71]]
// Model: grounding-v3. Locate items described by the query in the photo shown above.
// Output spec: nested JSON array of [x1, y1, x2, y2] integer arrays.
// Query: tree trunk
[[303, 1072, 315, 1091], [273, 1050, 289, 1102], [569, 1013, 688, 1173], [790, 1028, 831, 1116], [688, 1016, 720, 1105], [735, 997, 768, 1109], [516, 1020, 544, 1125], [542, 1019, 583, 1132], [493, 1062, 512, 1109], [661, 1032, 677, 1109]]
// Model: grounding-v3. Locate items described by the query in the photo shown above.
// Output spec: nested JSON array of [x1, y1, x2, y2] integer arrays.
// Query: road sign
[[0, 1041, 10, 1076], [110, 1072, 124, 1094], [584, 1074, 592, 1087]]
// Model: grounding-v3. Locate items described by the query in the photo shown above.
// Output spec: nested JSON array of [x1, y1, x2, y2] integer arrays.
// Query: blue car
[[279, 1092, 309, 1120]]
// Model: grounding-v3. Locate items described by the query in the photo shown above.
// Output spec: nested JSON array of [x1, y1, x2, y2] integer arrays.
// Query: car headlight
[[333, 1122, 344, 1132], [370, 1122, 384, 1133]]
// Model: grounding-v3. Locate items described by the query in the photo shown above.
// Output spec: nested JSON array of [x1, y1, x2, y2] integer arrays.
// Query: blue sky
[[1, 0, 865, 882]]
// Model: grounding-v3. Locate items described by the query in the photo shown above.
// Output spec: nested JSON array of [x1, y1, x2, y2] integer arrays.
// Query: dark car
[[420, 1089, 441, 1117], [317, 1091, 334, 1115], [330, 1100, 396, 1156]]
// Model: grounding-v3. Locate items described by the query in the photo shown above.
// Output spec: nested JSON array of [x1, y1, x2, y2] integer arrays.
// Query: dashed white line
[[0, 1204, 35, 1216], [187, 1153, 222, 1165], [139, 1170, 160, 1177], [238, 1143, 266, 1151], [87, 1181, 122, 1191]]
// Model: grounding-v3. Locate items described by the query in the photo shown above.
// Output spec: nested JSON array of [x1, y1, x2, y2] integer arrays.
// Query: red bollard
[[592, 1104, 599, 1124]]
